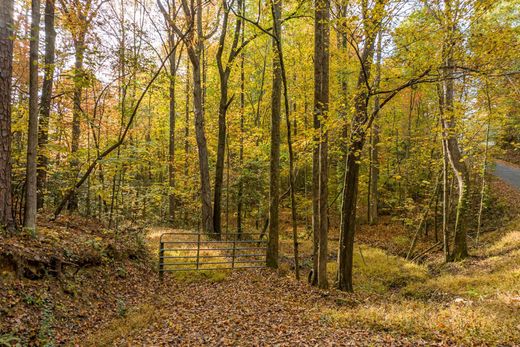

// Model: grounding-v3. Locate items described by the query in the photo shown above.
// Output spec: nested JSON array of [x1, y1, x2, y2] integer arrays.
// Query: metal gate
[[158, 232, 267, 277]]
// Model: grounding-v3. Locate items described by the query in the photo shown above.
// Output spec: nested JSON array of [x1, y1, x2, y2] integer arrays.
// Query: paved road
[[493, 161, 520, 190]]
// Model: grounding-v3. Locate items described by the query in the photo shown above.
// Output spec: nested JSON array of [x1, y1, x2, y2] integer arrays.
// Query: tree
[[0, 0, 15, 232], [436, 0, 469, 261], [214, 0, 244, 237], [159, 0, 181, 226], [313, 0, 330, 289], [368, 30, 382, 225], [158, 0, 214, 234], [336, 0, 385, 292], [337, 0, 431, 291], [59, 0, 105, 211], [24, 0, 41, 231], [266, 0, 282, 268], [37, 0, 57, 210]]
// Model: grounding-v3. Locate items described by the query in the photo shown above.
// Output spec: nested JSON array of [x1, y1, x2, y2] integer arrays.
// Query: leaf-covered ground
[[86, 269, 430, 346]]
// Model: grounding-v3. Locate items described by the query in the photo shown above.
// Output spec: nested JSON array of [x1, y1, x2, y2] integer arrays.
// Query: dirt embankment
[[0, 215, 156, 346]]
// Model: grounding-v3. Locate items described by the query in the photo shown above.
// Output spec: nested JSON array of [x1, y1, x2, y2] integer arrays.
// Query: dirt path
[[92, 270, 429, 346]]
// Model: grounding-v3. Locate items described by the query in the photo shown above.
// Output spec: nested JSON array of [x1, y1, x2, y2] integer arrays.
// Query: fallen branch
[[411, 242, 442, 262]]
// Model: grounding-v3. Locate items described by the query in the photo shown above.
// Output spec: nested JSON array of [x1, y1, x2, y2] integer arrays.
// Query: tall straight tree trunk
[[68, 37, 85, 211], [441, 133, 450, 262], [192, 54, 213, 234], [337, 137, 363, 292], [168, 32, 177, 226], [184, 59, 190, 225], [313, 0, 330, 289], [213, 75, 228, 237], [476, 83, 492, 246], [24, 0, 40, 230], [37, 0, 56, 210], [213, 0, 244, 237], [0, 0, 15, 231], [159, 0, 214, 234], [268, 0, 300, 279], [237, 19, 245, 237], [266, 0, 282, 268], [368, 30, 382, 225]]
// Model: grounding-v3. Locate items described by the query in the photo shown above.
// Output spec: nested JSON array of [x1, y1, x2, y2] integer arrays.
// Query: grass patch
[[325, 299, 520, 345], [487, 231, 520, 255], [170, 269, 230, 283], [324, 230, 520, 345], [403, 267, 520, 299], [84, 303, 161, 346], [327, 246, 429, 294], [403, 231, 520, 300]]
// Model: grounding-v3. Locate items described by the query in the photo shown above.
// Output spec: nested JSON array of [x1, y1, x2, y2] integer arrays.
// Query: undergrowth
[[323, 230, 520, 345]]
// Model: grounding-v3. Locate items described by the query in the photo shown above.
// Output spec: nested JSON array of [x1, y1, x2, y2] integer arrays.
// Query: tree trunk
[[184, 59, 190, 226], [337, 4, 377, 290], [368, 30, 382, 225], [0, 0, 15, 231], [37, 0, 56, 210], [476, 83, 492, 246], [237, 20, 245, 237], [311, 135, 319, 285], [440, 49, 469, 261], [168, 32, 177, 226], [68, 37, 85, 211], [337, 138, 363, 292], [213, 75, 229, 238], [192, 56, 213, 234], [266, 0, 282, 268], [24, 0, 40, 230], [313, 0, 330, 289]]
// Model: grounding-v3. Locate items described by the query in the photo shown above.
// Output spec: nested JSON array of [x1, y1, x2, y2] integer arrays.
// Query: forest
[[1, 0, 520, 345]]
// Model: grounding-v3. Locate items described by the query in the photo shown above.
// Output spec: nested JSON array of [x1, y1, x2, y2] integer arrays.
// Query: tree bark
[[476, 83, 492, 246], [0, 0, 15, 231], [313, 0, 330, 289], [368, 30, 382, 225], [37, 0, 56, 210], [439, 27, 469, 261], [337, 0, 380, 291], [192, 54, 213, 234], [184, 59, 190, 225], [24, 0, 41, 230], [237, 12, 245, 237], [214, 78, 228, 237], [158, 0, 214, 234], [168, 32, 177, 226], [68, 37, 85, 211], [214, 0, 244, 237], [337, 138, 363, 292], [266, 0, 282, 268]]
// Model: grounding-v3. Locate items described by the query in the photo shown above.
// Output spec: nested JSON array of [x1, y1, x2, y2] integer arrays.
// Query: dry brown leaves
[[109, 270, 431, 346]]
